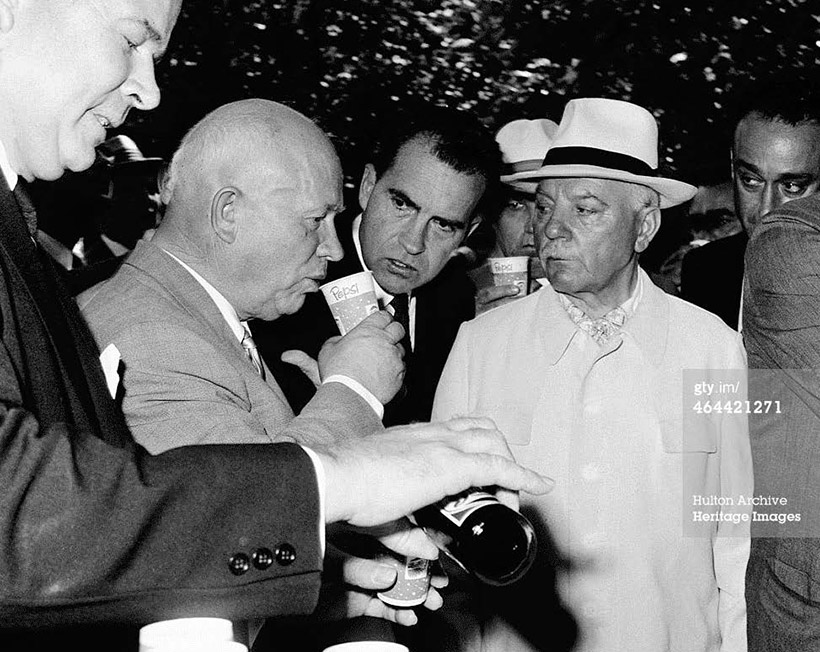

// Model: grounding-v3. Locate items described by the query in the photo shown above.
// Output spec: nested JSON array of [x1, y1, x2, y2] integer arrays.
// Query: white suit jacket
[[434, 269, 751, 652]]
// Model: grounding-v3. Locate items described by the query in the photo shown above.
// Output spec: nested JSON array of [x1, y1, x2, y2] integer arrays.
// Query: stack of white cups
[[138, 618, 248, 652]]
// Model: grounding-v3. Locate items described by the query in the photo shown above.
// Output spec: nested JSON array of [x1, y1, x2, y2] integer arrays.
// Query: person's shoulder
[[466, 289, 543, 333], [666, 290, 740, 341]]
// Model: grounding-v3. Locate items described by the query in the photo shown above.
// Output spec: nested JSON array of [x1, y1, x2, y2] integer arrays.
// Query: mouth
[[385, 258, 417, 276]]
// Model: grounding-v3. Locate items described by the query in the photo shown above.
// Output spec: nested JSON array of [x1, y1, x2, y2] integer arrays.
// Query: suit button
[[228, 553, 250, 576], [275, 543, 297, 566], [252, 547, 275, 570]]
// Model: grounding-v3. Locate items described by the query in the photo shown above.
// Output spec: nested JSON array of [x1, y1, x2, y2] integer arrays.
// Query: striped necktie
[[241, 325, 265, 380]]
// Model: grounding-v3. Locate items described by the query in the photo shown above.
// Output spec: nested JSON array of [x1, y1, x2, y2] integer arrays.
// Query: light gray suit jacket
[[79, 239, 382, 453]]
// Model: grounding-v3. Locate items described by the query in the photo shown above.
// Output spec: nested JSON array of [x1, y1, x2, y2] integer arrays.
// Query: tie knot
[[241, 326, 265, 379]]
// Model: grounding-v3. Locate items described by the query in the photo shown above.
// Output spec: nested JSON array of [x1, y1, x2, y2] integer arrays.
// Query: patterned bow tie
[[559, 294, 627, 346], [241, 326, 266, 380]]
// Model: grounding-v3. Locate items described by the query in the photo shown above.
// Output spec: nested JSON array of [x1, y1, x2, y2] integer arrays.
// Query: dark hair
[[731, 75, 820, 129], [370, 105, 502, 188]]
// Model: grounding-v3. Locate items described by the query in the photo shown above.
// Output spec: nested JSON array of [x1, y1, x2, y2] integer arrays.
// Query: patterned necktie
[[13, 179, 38, 236], [559, 293, 627, 346], [241, 325, 266, 380], [390, 293, 412, 356]]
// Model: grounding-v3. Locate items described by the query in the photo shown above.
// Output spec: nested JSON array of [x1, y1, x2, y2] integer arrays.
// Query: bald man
[[80, 99, 404, 452]]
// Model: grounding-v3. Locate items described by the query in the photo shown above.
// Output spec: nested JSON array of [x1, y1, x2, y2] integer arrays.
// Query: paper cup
[[139, 618, 244, 652], [322, 643, 409, 652], [488, 256, 530, 295], [376, 555, 431, 608], [320, 271, 380, 335]]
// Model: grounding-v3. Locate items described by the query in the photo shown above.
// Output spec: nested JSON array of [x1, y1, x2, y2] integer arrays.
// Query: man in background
[[742, 191, 820, 650], [255, 107, 499, 426], [469, 117, 557, 314], [681, 77, 820, 328]]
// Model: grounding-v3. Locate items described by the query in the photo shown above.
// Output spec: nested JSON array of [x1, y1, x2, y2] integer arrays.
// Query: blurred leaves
[[127, 0, 819, 187]]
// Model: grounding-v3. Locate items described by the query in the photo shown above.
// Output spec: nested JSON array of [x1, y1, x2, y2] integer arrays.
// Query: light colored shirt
[[352, 215, 416, 348], [434, 269, 751, 652]]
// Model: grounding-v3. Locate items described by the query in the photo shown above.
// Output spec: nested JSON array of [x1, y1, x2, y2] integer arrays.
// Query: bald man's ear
[[211, 187, 238, 244], [634, 205, 661, 253], [0, 0, 18, 33], [358, 164, 378, 212]]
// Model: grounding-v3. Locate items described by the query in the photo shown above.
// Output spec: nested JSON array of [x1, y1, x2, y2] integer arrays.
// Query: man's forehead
[[537, 177, 625, 198]]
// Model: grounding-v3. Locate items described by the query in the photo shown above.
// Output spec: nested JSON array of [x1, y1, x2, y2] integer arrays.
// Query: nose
[[317, 221, 344, 262], [757, 184, 779, 221], [123, 56, 161, 111], [541, 207, 570, 241], [398, 217, 426, 255]]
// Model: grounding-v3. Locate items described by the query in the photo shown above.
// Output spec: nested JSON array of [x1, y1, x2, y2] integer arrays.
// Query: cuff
[[322, 374, 385, 420], [299, 445, 326, 557]]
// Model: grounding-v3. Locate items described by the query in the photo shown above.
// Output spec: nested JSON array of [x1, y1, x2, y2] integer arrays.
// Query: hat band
[[502, 159, 544, 176], [541, 146, 657, 177]]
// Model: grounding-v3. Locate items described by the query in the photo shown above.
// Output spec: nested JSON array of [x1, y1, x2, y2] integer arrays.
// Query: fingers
[[466, 453, 554, 496], [340, 554, 398, 591], [280, 350, 321, 386], [377, 522, 440, 560], [355, 309, 393, 330], [476, 284, 520, 306]]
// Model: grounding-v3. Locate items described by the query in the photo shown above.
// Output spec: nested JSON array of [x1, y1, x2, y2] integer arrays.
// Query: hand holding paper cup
[[488, 256, 530, 295], [321, 271, 380, 335]]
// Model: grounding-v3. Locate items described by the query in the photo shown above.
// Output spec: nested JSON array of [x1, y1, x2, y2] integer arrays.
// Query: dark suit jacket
[[680, 231, 747, 329], [252, 215, 476, 427], [742, 194, 820, 649], [0, 183, 323, 647]]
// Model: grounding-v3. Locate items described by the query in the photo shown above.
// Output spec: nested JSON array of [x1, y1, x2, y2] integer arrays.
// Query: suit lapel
[[0, 185, 114, 432]]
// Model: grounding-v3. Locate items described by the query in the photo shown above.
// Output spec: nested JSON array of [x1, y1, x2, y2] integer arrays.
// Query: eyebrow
[[388, 188, 420, 212], [736, 159, 817, 181], [137, 18, 168, 63]]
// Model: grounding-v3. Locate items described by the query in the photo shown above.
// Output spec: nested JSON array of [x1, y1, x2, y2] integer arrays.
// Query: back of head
[[369, 105, 502, 193], [731, 75, 820, 130]]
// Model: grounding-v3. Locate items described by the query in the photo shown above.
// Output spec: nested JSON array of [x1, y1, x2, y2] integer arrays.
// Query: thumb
[[281, 350, 321, 387]]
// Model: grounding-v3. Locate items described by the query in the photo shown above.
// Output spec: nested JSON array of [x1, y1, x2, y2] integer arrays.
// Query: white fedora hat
[[516, 98, 697, 208], [497, 118, 559, 193]]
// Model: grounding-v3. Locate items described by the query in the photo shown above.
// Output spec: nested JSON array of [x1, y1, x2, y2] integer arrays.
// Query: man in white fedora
[[470, 118, 558, 313], [434, 98, 752, 652]]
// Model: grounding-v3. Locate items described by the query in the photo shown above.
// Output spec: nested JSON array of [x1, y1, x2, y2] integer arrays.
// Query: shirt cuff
[[322, 374, 385, 420], [300, 445, 326, 557]]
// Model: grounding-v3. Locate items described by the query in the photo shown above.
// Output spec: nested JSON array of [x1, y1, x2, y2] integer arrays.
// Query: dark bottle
[[412, 488, 537, 586]]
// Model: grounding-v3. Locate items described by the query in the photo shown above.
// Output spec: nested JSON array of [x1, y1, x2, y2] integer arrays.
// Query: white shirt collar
[[0, 139, 19, 191], [161, 249, 248, 344]]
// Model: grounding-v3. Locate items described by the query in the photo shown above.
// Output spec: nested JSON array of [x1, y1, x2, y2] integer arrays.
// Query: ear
[[634, 205, 661, 253], [0, 0, 17, 35], [358, 164, 377, 212], [211, 187, 238, 244]]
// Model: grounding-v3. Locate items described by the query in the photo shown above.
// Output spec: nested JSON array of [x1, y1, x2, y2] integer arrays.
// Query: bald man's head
[[154, 99, 345, 322]]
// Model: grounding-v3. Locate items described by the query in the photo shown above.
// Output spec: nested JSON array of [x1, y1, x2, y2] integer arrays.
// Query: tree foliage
[[129, 0, 817, 191]]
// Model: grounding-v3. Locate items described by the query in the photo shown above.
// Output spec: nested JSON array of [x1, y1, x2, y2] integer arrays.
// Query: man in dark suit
[[0, 1, 552, 648], [743, 193, 820, 651], [255, 107, 499, 427], [681, 77, 820, 329]]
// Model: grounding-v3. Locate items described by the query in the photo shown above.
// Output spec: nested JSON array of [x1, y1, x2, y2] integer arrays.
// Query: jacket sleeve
[[97, 320, 380, 454], [0, 337, 323, 628]]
